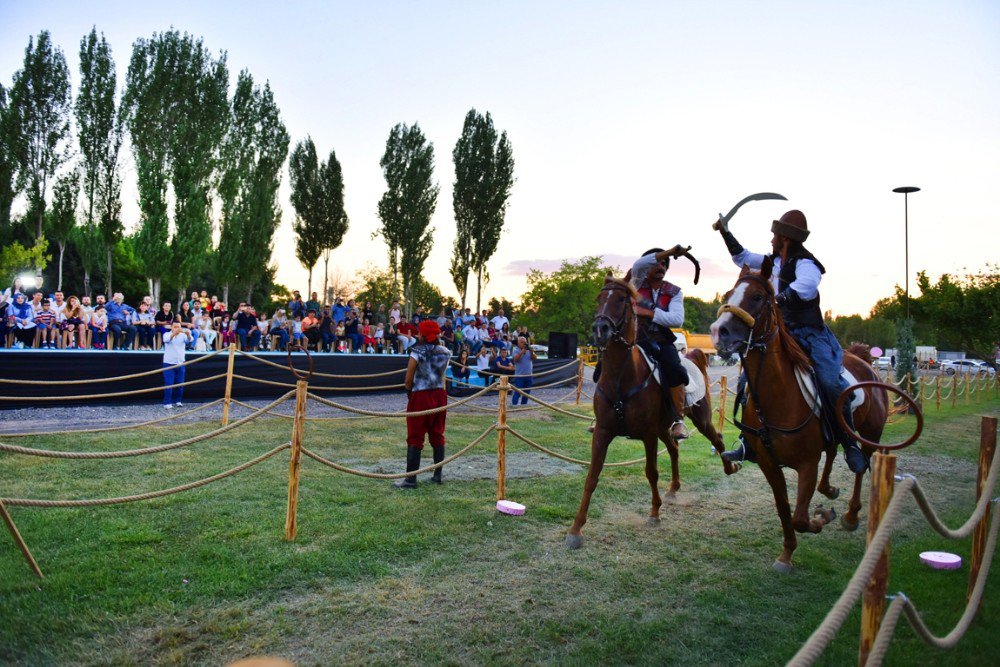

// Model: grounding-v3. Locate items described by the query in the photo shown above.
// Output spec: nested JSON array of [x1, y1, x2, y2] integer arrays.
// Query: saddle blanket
[[794, 367, 864, 416], [637, 347, 706, 407]]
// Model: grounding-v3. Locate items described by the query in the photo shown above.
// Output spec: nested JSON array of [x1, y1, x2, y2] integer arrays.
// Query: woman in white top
[[162, 321, 192, 408]]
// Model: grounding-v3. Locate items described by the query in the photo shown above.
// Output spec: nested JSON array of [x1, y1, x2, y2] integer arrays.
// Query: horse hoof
[[822, 486, 841, 500], [814, 506, 836, 523], [646, 516, 661, 527], [726, 462, 742, 476], [565, 534, 583, 550], [772, 560, 793, 574], [841, 516, 859, 532]]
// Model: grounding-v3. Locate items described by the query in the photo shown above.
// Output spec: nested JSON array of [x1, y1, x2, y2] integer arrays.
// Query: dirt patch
[[347, 452, 583, 481]]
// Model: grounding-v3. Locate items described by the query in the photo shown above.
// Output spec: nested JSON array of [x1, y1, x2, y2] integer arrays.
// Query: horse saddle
[[636, 346, 706, 408], [794, 367, 864, 417]]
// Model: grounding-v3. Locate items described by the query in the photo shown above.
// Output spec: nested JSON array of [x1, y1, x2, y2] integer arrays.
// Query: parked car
[[874, 356, 893, 370], [940, 359, 996, 377]]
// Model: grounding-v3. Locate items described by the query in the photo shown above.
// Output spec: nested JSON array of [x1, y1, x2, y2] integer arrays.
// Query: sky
[[1, 1, 998, 317]]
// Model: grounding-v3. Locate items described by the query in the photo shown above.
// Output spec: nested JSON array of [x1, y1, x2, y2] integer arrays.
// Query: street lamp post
[[892, 186, 920, 318]]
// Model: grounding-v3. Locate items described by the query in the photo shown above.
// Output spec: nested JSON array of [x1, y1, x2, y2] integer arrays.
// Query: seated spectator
[[476, 346, 493, 376], [234, 303, 261, 351], [61, 295, 87, 349], [197, 311, 217, 351], [269, 309, 290, 351], [155, 302, 178, 337], [362, 301, 374, 324], [440, 318, 455, 352], [375, 303, 387, 327], [492, 346, 515, 376], [51, 291, 66, 321], [290, 314, 305, 347], [211, 301, 227, 327], [287, 291, 305, 319], [500, 323, 513, 351], [90, 304, 109, 349], [305, 291, 321, 316], [134, 301, 156, 350], [10, 293, 36, 349], [452, 347, 471, 385], [334, 320, 346, 352], [388, 300, 402, 326], [384, 322, 398, 354], [177, 301, 200, 350], [187, 290, 201, 312], [302, 309, 320, 348], [199, 290, 210, 311], [397, 318, 417, 353], [332, 297, 348, 325], [361, 318, 376, 353], [318, 306, 336, 352], [374, 322, 386, 353], [462, 319, 482, 355], [34, 298, 59, 348], [344, 307, 363, 352], [107, 292, 137, 350], [256, 311, 270, 350], [219, 314, 235, 347]]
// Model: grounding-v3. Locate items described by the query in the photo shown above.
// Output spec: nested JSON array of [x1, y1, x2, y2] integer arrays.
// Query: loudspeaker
[[548, 332, 578, 359]]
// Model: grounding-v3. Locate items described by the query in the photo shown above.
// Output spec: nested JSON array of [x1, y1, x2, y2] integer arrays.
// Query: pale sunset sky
[[1, 1, 998, 316]]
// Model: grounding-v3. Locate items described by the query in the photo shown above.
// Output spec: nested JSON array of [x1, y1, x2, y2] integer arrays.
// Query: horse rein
[[594, 282, 636, 350]]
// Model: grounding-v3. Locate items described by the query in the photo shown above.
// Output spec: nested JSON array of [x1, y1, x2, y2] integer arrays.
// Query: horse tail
[[685, 347, 708, 374], [847, 343, 872, 364]]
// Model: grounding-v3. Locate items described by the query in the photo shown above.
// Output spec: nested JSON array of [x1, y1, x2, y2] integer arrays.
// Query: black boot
[[722, 435, 757, 465], [840, 404, 869, 474], [592, 359, 602, 383], [430, 445, 444, 484], [393, 446, 421, 489]]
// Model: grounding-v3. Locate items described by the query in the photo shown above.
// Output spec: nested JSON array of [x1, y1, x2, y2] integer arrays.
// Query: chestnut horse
[[566, 276, 736, 549], [710, 259, 888, 571]]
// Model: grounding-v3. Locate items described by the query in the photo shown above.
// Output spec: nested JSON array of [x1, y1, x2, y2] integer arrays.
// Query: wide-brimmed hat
[[419, 319, 440, 342], [771, 210, 810, 242]]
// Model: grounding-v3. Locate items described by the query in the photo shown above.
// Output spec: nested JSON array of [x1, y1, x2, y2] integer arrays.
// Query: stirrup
[[722, 438, 754, 464], [670, 420, 689, 440]]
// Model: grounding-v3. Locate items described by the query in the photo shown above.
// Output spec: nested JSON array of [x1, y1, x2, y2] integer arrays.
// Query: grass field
[[0, 392, 998, 665]]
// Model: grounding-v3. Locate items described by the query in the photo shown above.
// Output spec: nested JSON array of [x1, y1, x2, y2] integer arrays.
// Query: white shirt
[[462, 324, 479, 342], [630, 254, 685, 329], [731, 249, 821, 300], [491, 315, 509, 331], [162, 330, 190, 365]]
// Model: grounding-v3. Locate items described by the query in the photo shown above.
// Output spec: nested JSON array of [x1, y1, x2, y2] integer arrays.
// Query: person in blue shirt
[[106, 293, 137, 350]]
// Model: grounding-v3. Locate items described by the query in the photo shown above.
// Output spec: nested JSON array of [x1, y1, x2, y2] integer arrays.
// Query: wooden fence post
[[935, 375, 941, 411], [284, 379, 308, 541], [497, 375, 509, 501], [859, 451, 897, 667], [968, 416, 997, 608], [952, 374, 957, 408], [965, 371, 971, 405], [717, 375, 728, 435], [576, 358, 584, 405], [0, 498, 43, 579], [221, 342, 236, 425]]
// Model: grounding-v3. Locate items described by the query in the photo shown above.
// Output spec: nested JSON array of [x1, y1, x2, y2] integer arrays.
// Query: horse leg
[[841, 471, 866, 531], [791, 462, 836, 535], [691, 404, 739, 476], [817, 448, 840, 500], [757, 452, 797, 573], [657, 425, 681, 496], [643, 435, 663, 525], [566, 430, 611, 549]]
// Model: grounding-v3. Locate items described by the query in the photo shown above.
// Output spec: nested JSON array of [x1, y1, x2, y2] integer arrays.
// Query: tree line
[[0, 29, 515, 318]]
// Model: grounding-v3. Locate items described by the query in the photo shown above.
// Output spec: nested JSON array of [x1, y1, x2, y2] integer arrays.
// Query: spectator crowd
[[0, 280, 534, 370]]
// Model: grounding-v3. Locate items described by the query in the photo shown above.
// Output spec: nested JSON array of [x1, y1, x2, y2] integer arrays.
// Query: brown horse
[[710, 259, 888, 571], [566, 276, 736, 549]]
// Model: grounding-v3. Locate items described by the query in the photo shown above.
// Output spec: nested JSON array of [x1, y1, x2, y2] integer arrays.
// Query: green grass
[[0, 395, 997, 665]]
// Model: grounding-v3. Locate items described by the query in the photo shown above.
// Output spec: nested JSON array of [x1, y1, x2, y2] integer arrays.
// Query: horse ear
[[739, 263, 752, 277], [761, 256, 774, 280], [623, 269, 632, 283]]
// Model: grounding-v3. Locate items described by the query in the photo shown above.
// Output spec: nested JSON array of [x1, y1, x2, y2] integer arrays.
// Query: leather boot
[[722, 435, 757, 466], [669, 385, 689, 440], [840, 404, 869, 474], [393, 446, 421, 489], [430, 445, 444, 484]]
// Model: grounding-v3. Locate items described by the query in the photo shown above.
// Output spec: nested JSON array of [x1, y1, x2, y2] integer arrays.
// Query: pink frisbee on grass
[[497, 500, 526, 515], [919, 551, 962, 570]]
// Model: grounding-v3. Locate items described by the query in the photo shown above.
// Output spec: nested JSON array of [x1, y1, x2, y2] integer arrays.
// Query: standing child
[[219, 314, 235, 346], [362, 318, 376, 353], [34, 299, 59, 348], [291, 314, 305, 347], [162, 320, 192, 408], [90, 304, 108, 349], [395, 320, 451, 488]]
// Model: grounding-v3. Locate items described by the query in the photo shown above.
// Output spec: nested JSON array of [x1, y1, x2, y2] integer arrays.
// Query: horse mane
[[743, 268, 813, 373], [848, 343, 872, 364], [604, 275, 638, 300]]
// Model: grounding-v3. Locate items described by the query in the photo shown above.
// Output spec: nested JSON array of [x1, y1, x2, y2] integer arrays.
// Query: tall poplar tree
[[46, 168, 78, 290], [377, 122, 438, 315], [217, 70, 289, 304], [317, 148, 349, 303], [289, 137, 323, 295], [77, 27, 123, 294], [10, 30, 73, 240], [452, 109, 514, 311], [0, 84, 19, 234]]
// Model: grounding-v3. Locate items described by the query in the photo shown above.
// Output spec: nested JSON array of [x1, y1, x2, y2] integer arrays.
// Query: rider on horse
[[630, 246, 691, 440], [716, 210, 868, 474]]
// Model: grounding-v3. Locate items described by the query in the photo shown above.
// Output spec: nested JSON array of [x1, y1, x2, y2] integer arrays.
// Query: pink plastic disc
[[870, 346, 883, 358], [919, 551, 962, 570], [496, 500, 526, 515]]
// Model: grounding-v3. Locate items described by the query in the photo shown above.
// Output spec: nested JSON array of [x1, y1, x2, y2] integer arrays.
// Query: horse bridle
[[716, 273, 777, 355], [594, 282, 636, 350]]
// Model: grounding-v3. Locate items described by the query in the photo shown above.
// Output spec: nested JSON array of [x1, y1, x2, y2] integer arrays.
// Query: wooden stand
[[858, 451, 897, 666], [221, 343, 236, 425], [952, 374, 957, 409], [497, 375, 509, 501], [717, 375, 728, 434], [0, 498, 43, 579], [575, 358, 584, 405], [935, 376, 941, 411], [284, 380, 307, 541], [968, 416, 997, 608]]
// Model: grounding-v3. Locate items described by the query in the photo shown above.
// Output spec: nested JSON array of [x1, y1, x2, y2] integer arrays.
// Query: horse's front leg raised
[[566, 428, 612, 549], [657, 425, 681, 496], [817, 448, 840, 500], [690, 404, 739, 476], [756, 446, 797, 572], [841, 471, 866, 531], [792, 462, 835, 534], [643, 435, 663, 525]]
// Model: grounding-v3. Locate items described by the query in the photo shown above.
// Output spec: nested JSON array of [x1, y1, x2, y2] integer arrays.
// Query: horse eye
[[753, 294, 763, 302]]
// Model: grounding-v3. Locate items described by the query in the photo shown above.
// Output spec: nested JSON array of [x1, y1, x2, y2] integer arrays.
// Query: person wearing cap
[[628, 245, 692, 440], [395, 319, 451, 488], [716, 209, 867, 474]]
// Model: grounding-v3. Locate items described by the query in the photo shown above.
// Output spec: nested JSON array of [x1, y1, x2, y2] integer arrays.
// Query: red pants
[[406, 388, 447, 449]]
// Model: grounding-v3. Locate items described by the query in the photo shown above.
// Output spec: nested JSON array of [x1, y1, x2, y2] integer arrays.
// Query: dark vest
[[637, 280, 679, 343], [775, 247, 826, 329]]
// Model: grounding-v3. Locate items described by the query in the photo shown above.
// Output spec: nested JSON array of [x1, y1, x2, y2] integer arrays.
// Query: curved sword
[[712, 192, 788, 232]]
